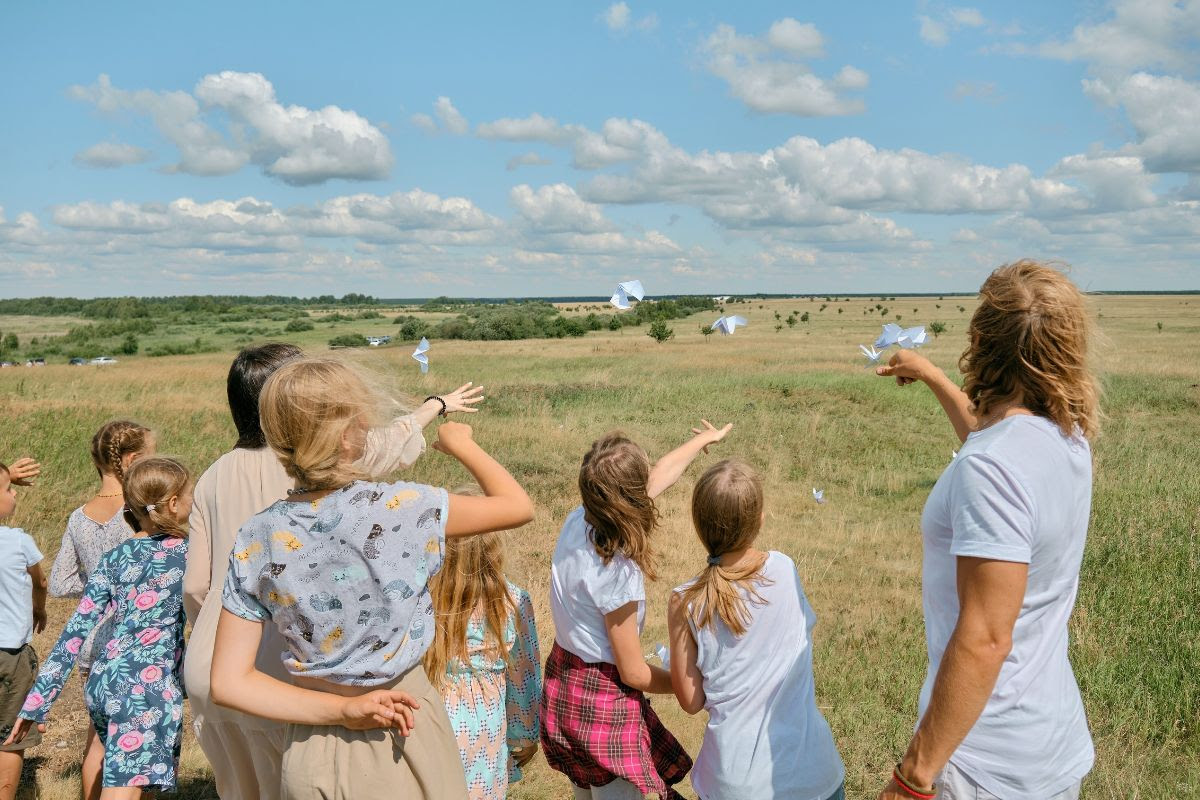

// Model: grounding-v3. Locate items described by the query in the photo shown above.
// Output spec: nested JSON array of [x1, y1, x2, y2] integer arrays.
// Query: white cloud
[[949, 8, 987, 28], [476, 112, 571, 143], [601, 2, 656, 33], [1031, 0, 1200, 73], [703, 20, 868, 116], [603, 2, 630, 31], [1084, 72, 1200, 173], [506, 152, 553, 170], [434, 96, 468, 135], [1050, 153, 1159, 210], [511, 183, 614, 233], [411, 113, 438, 133], [918, 16, 949, 46], [73, 141, 153, 168], [68, 72, 393, 185], [952, 81, 1001, 102]]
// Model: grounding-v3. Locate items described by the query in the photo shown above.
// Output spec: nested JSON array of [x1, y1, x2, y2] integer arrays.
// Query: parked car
[[69, 357, 87, 366], [90, 356, 119, 366], [0, 361, 15, 368], [28, 358, 45, 367]]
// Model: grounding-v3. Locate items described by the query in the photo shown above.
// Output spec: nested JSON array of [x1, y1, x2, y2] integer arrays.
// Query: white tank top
[[678, 551, 844, 800]]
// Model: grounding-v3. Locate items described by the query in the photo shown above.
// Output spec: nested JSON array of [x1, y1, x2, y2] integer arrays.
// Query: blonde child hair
[[961, 260, 1100, 438], [578, 433, 660, 580], [681, 459, 771, 637], [121, 457, 190, 537]]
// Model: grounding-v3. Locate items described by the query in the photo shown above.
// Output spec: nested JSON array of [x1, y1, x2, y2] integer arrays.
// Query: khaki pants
[[938, 762, 1082, 800], [194, 716, 287, 800], [280, 666, 467, 800]]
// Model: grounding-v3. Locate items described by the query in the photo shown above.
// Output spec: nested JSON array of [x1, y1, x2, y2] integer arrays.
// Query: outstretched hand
[[340, 689, 420, 734], [2, 717, 43, 747], [691, 419, 733, 454], [439, 382, 485, 414], [7, 457, 41, 486], [875, 350, 934, 387]]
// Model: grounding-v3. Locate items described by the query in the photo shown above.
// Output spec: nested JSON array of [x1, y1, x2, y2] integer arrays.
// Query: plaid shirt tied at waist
[[540, 641, 692, 800]]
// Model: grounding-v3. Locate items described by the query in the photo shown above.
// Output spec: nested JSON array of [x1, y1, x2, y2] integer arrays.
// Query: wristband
[[424, 395, 448, 417], [892, 765, 936, 800]]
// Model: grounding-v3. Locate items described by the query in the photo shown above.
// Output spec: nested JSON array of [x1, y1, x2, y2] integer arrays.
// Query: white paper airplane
[[875, 323, 904, 349], [610, 279, 646, 310], [812, 488, 826, 504], [898, 326, 928, 348], [412, 337, 430, 374], [654, 643, 670, 669], [859, 344, 885, 365], [711, 315, 748, 335]]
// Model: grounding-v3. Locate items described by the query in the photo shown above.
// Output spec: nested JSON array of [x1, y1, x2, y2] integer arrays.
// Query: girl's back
[[89, 536, 188, 670], [681, 551, 843, 800]]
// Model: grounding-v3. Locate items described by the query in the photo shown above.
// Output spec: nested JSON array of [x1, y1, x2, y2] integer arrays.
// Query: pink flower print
[[106, 639, 120, 656], [140, 665, 162, 683], [162, 537, 183, 548], [153, 550, 167, 559], [163, 688, 174, 701], [78, 596, 96, 614], [127, 587, 137, 600], [129, 775, 149, 787], [137, 628, 161, 646], [134, 590, 159, 610], [131, 685, 145, 696], [65, 637, 83, 655], [21, 692, 44, 713], [108, 722, 118, 735], [117, 731, 143, 752]]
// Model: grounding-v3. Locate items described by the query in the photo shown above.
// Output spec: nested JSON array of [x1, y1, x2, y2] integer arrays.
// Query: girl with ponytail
[[667, 460, 844, 800]]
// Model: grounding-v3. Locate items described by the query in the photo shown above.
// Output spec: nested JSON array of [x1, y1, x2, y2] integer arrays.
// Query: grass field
[[1, 294, 1197, 799]]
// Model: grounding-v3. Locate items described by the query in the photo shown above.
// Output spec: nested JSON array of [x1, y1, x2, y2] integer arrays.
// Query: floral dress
[[20, 534, 187, 791], [439, 582, 541, 800], [48, 507, 134, 674]]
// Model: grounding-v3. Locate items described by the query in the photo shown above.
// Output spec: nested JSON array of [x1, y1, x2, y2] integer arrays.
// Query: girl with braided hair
[[48, 420, 154, 800]]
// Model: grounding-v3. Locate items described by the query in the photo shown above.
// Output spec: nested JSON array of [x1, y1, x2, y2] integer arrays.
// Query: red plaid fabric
[[540, 642, 692, 799]]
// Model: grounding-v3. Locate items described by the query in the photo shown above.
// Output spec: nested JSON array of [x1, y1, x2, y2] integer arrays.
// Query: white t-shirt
[[0, 526, 44, 649], [680, 551, 844, 800], [549, 505, 645, 664], [920, 414, 1094, 797]]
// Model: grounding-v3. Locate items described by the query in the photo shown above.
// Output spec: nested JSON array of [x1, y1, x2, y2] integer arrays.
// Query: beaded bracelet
[[892, 765, 937, 800], [424, 395, 448, 417]]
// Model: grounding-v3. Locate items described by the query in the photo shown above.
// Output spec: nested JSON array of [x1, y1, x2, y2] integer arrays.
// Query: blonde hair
[[961, 260, 1101, 438], [91, 420, 153, 482], [423, 528, 517, 688], [121, 457, 190, 538], [681, 460, 770, 636], [578, 433, 659, 581], [259, 358, 386, 490]]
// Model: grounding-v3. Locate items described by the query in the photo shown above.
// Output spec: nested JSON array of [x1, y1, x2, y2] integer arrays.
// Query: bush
[[930, 321, 947, 338], [120, 334, 139, 355], [647, 320, 674, 343], [329, 334, 370, 348], [285, 319, 315, 332]]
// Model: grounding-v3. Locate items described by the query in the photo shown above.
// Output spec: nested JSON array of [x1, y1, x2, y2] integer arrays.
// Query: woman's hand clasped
[[339, 689, 420, 734]]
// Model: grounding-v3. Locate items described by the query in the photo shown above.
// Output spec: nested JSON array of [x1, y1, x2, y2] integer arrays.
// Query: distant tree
[[329, 333, 369, 348], [837, 307, 844, 314], [775, 323, 784, 332], [880, 307, 889, 316], [285, 319, 314, 332], [1157, 321, 1164, 332], [800, 312, 810, 323], [608, 316, 623, 332], [929, 321, 947, 338], [700, 323, 714, 340], [120, 334, 139, 355], [2, 333, 17, 352], [786, 314, 797, 328], [647, 320, 674, 343]]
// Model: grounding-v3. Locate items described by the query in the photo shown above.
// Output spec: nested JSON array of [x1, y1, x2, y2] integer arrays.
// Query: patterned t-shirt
[[222, 479, 448, 686]]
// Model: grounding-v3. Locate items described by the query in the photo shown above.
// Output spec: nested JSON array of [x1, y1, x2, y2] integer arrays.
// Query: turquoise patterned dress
[[20, 535, 187, 791], [439, 582, 542, 800]]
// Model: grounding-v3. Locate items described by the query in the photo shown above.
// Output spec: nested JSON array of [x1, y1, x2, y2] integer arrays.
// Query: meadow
[[1, 293, 1196, 799]]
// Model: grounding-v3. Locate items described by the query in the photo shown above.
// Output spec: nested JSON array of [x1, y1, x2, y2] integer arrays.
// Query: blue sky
[[1, 1, 1197, 297]]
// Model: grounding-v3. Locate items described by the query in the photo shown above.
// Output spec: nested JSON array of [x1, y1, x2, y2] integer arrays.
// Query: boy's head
[[0, 462, 16, 520]]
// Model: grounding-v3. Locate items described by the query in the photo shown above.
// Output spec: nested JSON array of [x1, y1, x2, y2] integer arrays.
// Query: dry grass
[[1, 294, 1197, 799]]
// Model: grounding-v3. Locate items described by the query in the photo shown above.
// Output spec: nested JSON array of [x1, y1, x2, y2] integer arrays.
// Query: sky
[[1, 1, 1198, 298]]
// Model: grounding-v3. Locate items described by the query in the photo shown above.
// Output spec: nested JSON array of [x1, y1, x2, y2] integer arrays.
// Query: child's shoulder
[[505, 579, 532, 604], [0, 525, 39, 555]]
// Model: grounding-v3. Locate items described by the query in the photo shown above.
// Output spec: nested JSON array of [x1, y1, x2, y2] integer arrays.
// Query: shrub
[[647, 320, 674, 343], [120, 334, 139, 355], [329, 334, 369, 348], [285, 319, 315, 332], [930, 321, 947, 338]]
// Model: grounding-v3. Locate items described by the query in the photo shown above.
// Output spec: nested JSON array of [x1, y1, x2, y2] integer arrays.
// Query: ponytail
[[681, 460, 770, 636]]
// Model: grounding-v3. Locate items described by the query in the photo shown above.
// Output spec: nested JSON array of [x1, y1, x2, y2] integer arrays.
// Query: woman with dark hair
[[182, 343, 484, 800], [874, 261, 1099, 800]]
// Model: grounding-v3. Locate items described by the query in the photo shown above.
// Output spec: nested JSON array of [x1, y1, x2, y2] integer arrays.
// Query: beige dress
[[182, 416, 427, 800]]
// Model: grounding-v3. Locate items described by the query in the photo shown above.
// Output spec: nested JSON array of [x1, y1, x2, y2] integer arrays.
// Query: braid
[[108, 428, 127, 481], [90, 420, 151, 481]]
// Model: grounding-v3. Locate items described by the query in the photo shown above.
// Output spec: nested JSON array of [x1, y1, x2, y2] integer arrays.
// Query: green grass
[[1, 294, 1197, 799]]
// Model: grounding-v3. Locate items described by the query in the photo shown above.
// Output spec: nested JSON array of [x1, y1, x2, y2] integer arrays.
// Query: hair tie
[[706, 554, 721, 567], [145, 503, 157, 512]]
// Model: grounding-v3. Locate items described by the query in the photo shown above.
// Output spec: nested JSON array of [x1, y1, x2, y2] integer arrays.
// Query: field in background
[[1, 294, 1197, 799]]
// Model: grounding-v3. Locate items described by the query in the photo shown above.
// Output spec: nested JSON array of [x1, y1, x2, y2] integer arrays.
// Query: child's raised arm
[[646, 420, 733, 499], [435, 422, 534, 537]]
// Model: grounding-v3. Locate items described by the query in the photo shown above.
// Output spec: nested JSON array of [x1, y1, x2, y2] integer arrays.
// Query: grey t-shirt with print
[[222, 479, 448, 686]]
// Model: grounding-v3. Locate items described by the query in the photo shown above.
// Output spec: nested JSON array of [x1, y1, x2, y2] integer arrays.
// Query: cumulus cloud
[[919, 7, 990, 46], [411, 112, 438, 133], [511, 183, 614, 233], [68, 72, 393, 185], [702, 20, 868, 116], [1031, 0, 1200, 73], [434, 96, 469, 134], [1050, 153, 1159, 210], [1084, 72, 1200, 173], [73, 141, 153, 168], [918, 16, 949, 46], [476, 112, 572, 143], [949, 8, 987, 28]]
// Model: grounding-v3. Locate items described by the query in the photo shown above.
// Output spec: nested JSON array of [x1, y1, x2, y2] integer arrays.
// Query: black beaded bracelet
[[424, 395, 447, 417]]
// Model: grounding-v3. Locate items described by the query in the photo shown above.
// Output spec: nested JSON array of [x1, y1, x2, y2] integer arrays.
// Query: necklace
[[95, 492, 122, 498]]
